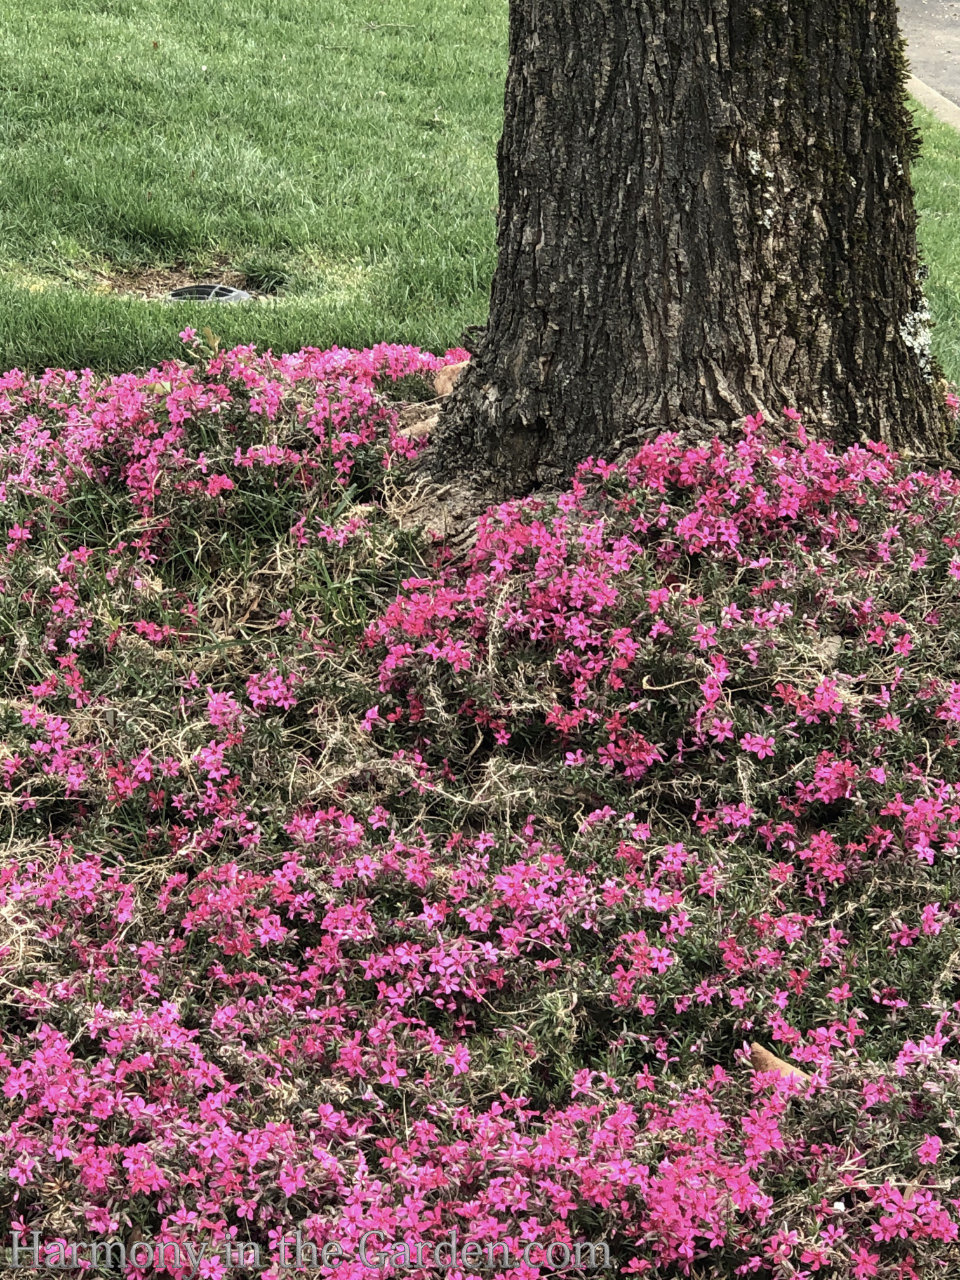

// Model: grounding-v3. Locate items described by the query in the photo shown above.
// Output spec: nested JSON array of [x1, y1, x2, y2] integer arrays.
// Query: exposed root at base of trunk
[[381, 463, 502, 563], [388, 399, 960, 567]]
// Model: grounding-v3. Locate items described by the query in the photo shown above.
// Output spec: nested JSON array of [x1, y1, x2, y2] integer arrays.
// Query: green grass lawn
[[912, 101, 960, 384], [0, 0, 507, 375], [1, 1, 960, 385]]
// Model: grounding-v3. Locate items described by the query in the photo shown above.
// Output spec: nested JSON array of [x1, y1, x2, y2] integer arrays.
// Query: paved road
[[898, 0, 960, 107]]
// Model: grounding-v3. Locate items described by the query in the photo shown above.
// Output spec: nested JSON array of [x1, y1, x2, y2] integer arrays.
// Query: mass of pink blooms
[[1, 332, 960, 1278]]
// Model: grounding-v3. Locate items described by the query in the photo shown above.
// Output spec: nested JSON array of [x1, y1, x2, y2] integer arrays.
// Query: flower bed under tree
[[2, 333, 960, 1278]]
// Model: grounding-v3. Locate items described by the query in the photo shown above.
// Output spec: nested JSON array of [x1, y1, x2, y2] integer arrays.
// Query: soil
[[84, 255, 269, 303]]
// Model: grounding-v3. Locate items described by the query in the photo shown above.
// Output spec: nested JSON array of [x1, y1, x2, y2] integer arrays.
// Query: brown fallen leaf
[[434, 360, 469, 397], [397, 407, 440, 440], [750, 1042, 811, 1082]]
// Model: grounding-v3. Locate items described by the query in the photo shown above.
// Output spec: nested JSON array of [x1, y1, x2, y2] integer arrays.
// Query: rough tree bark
[[425, 0, 951, 499]]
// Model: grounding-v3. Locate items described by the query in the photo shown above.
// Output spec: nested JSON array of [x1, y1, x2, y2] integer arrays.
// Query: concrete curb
[[908, 74, 960, 132]]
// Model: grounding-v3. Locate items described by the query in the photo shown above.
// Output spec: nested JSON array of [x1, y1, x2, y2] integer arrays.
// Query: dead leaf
[[750, 1042, 811, 1082], [397, 407, 440, 440], [813, 634, 843, 666], [434, 360, 469, 397]]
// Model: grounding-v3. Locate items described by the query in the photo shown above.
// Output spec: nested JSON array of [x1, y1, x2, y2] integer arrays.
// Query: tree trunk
[[427, 0, 950, 498]]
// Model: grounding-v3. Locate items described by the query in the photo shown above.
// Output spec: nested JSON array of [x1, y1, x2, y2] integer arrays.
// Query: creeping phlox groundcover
[[2, 332, 960, 1279]]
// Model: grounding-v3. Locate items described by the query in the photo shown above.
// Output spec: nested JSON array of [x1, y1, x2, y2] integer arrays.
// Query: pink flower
[[709, 717, 735, 743], [6, 522, 32, 554], [851, 1246, 880, 1278], [445, 1044, 471, 1075], [921, 903, 943, 935], [888, 923, 920, 950], [918, 1134, 942, 1165]]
